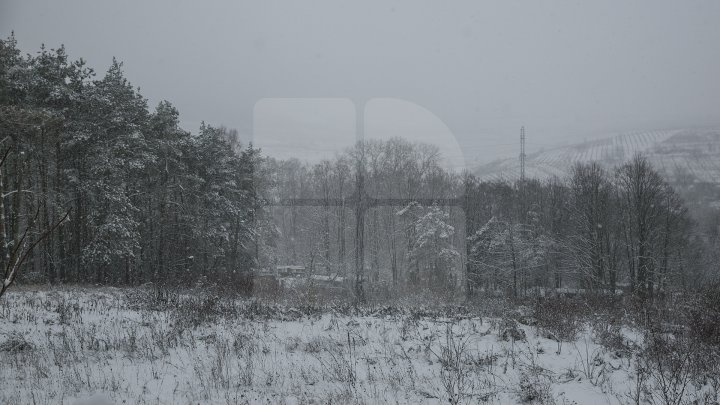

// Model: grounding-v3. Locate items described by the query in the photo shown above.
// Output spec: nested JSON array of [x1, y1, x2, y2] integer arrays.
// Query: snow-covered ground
[[0, 287, 714, 404]]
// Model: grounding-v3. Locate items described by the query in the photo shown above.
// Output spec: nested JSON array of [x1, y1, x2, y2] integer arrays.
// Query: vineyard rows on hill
[[474, 128, 720, 184]]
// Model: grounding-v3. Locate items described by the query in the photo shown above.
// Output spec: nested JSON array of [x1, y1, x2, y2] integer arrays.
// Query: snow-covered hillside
[[474, 128, 720, 184]]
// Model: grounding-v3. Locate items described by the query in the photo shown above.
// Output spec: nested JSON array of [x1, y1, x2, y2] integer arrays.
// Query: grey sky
[[2, 0, 719, 166]]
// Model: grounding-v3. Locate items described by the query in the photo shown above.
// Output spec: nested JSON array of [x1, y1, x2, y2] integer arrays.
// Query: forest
[[2, 35, 719, 304]]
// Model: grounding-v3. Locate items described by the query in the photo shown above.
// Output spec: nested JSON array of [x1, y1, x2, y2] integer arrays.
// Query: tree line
[[2, 36, 718, 303], [266, 141, 716, 303], [0, 35, 261, 290]]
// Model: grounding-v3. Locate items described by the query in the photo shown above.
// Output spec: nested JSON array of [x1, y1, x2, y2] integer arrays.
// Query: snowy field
[[0, 287, 716, 404]]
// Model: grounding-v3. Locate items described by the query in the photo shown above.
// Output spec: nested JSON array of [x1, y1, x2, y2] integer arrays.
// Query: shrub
[[518, 370, 555, 404], [533, 297, 584, 353], [640, 332, 693, 405], [686, 284, 720, 346], [590, 314, 631, 356], [0, 332, 34, 353]]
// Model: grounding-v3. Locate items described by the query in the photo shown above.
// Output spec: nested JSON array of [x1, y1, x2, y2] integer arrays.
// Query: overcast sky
[[2, 0, 720, 168]]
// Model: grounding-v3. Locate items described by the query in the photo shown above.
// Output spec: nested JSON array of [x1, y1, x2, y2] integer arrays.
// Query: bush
[[0, 332, 34, 353], [639, 332, 694, 405], [518, 370, 554, 404], [686, 284, 720, 346], [533, 297, 584, 349], [500, 318, 527, 342], [590, 314, 631, 356]]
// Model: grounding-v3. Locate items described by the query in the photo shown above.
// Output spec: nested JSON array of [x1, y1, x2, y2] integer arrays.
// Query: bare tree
[[616, 154, 667, 302], [0, 145, 69, 300], [567, 162, 617, 291]]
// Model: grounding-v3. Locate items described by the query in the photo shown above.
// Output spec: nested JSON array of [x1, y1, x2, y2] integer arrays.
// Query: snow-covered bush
[[533, 297, 584, 354]]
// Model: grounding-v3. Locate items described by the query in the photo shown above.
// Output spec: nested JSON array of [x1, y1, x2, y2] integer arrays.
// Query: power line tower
[[519, 126, 528, 226], [520, 126, 526, 183]]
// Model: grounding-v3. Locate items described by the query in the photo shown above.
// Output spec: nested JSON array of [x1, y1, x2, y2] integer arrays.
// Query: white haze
[[2, 0, 720, 166]]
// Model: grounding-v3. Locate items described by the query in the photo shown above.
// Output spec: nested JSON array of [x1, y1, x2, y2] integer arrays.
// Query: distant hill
[[473, 128, 720, 185]]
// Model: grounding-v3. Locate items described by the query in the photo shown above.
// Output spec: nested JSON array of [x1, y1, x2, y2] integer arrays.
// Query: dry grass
[[0, 286, 718, 404]]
